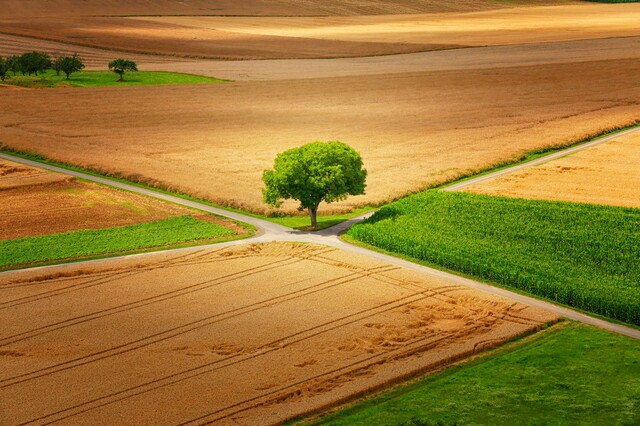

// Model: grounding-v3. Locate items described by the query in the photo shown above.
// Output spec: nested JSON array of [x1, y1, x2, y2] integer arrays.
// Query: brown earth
[[0, 0, 577, 18], [0, 158, 243, 240], [1, 58, 639, 215], [1, 3, 632, 60], [0, 242, 559, 425], [463, 132, 640, 209]]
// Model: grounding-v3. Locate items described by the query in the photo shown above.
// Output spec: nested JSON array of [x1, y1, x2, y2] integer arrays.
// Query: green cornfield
[[347, 191, 640, 325]]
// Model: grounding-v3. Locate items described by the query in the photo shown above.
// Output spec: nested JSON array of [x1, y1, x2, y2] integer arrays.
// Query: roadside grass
[[347, 191, 640, 325], [268, 207, 375, 230], [0, 215, 246, 271], [305, 322, 640, 425], [2, 70, 225, 88]]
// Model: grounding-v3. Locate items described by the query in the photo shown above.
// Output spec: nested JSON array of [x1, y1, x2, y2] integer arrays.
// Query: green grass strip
[[309, 323, 640, 425], [0, 215, 234, 269], [347, 191, 640, 325], [3, 70, 225, 88]]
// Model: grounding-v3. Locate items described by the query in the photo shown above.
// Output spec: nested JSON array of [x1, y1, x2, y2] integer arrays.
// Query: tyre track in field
[[0, 264, 400, 388], [20, 285, 474, 425], [175, 303, 538, 426]]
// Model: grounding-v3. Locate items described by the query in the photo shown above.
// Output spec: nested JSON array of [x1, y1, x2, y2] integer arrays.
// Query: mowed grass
[[347, 191, 640, 325], [308, 323, 640, 425], [0, 215, 236, 270], [2, 70, 225, 88]]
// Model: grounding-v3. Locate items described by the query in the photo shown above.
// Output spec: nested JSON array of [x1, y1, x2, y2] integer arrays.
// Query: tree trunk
[[65, 72, 70, 80], [118, 71, 124, 81], [309, 206, 318, 228]]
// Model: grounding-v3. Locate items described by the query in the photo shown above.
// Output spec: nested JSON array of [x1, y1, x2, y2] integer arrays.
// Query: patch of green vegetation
[[268, 207, 375, 230], [307, 323, 640, 426], [0, 215, 239, 270], [347, 191, 640, 325], [2, 70, 225, 88]]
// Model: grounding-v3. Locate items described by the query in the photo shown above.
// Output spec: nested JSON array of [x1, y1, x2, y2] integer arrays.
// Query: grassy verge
[[0, 215, 245, 271], [2, 70, 225, 88], [347, 191, 640, 325], [305, 322, 640, 426]]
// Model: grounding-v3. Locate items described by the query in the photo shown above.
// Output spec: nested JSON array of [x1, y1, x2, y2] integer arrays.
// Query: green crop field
[[347, 191, 640, 325], [2, 70, 225, 88], [0, 215, 238, 270], [308, 322, 640, 425]]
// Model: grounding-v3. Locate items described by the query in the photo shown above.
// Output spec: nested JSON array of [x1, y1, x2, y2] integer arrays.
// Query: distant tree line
[[0, 51, 138, 82], [0, 51, 84, 81]]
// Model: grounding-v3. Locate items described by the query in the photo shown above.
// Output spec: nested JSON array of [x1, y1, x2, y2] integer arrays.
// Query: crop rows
[[347, 191, 640, 325]]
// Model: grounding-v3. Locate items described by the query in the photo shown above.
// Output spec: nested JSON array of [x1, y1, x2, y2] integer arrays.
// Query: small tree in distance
[[263, 141, 367, 228], [20, 51, 52, 76], [0, 56, 8, 81], [59, 53, 85, 80], [108, 58, 137, 81]]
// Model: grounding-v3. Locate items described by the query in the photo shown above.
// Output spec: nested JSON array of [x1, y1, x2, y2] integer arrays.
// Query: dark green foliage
[[312, 323, 640, 425], [108, 58, 138, 81], [347, 191, 640, 325], [263, 141, 367, 227], [58, 53, 85, 80], [0, 56, 8, 81], [18, 51, 52, 76], [6, 55, 20, 76], [0, 216, 234, 269]]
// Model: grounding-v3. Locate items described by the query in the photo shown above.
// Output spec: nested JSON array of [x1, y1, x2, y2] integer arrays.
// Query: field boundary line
[[443, 124, 640, 192]]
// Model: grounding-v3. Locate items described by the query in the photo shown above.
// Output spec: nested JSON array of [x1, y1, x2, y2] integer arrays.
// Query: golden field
[[2, 59, 639, 214], [0, 243, 557, 425], [0, 3, 639, 214], [463, 132, 640, 209]]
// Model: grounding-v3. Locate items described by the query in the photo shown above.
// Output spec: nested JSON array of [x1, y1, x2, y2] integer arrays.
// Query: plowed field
[[0, 0, 575, 18], [0, 158, 243, 240], [2, 3, 634, 60], [463, 132, 640, 209], [0, 243, 558, 425]]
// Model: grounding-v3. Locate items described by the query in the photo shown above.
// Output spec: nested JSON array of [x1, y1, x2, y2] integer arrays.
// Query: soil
[[1, 3, 633, 60], [0, 0, 577, 18], [0, 242, 559, 425], [462, 132, 640, 209], [0, 159, 243, 240]]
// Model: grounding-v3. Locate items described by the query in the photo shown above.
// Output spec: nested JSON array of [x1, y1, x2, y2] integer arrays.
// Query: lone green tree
[[262, 141, 367, 228], [59, 53, 85, 80], [108, 58, 137, 81]]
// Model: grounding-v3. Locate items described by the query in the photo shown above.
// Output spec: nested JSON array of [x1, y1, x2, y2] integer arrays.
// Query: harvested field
[[0, 242, 558, 425], [0, 0, 577, 19], [1, 3, 634, 60], [0, 158, 243, 240], [463, 132, 640, 209], [1, 59, 640, 214]]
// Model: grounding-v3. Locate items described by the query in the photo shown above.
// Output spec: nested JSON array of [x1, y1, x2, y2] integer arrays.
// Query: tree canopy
[[0, 56, 8, 81], [108, 58, 137, 81], [59, 54, 85, 80], [19, 51, 52, 76], [262, 141, 367, 227]]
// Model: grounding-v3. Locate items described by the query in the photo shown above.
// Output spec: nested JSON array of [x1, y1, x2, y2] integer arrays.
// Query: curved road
[[0, 129, 638, 339]]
